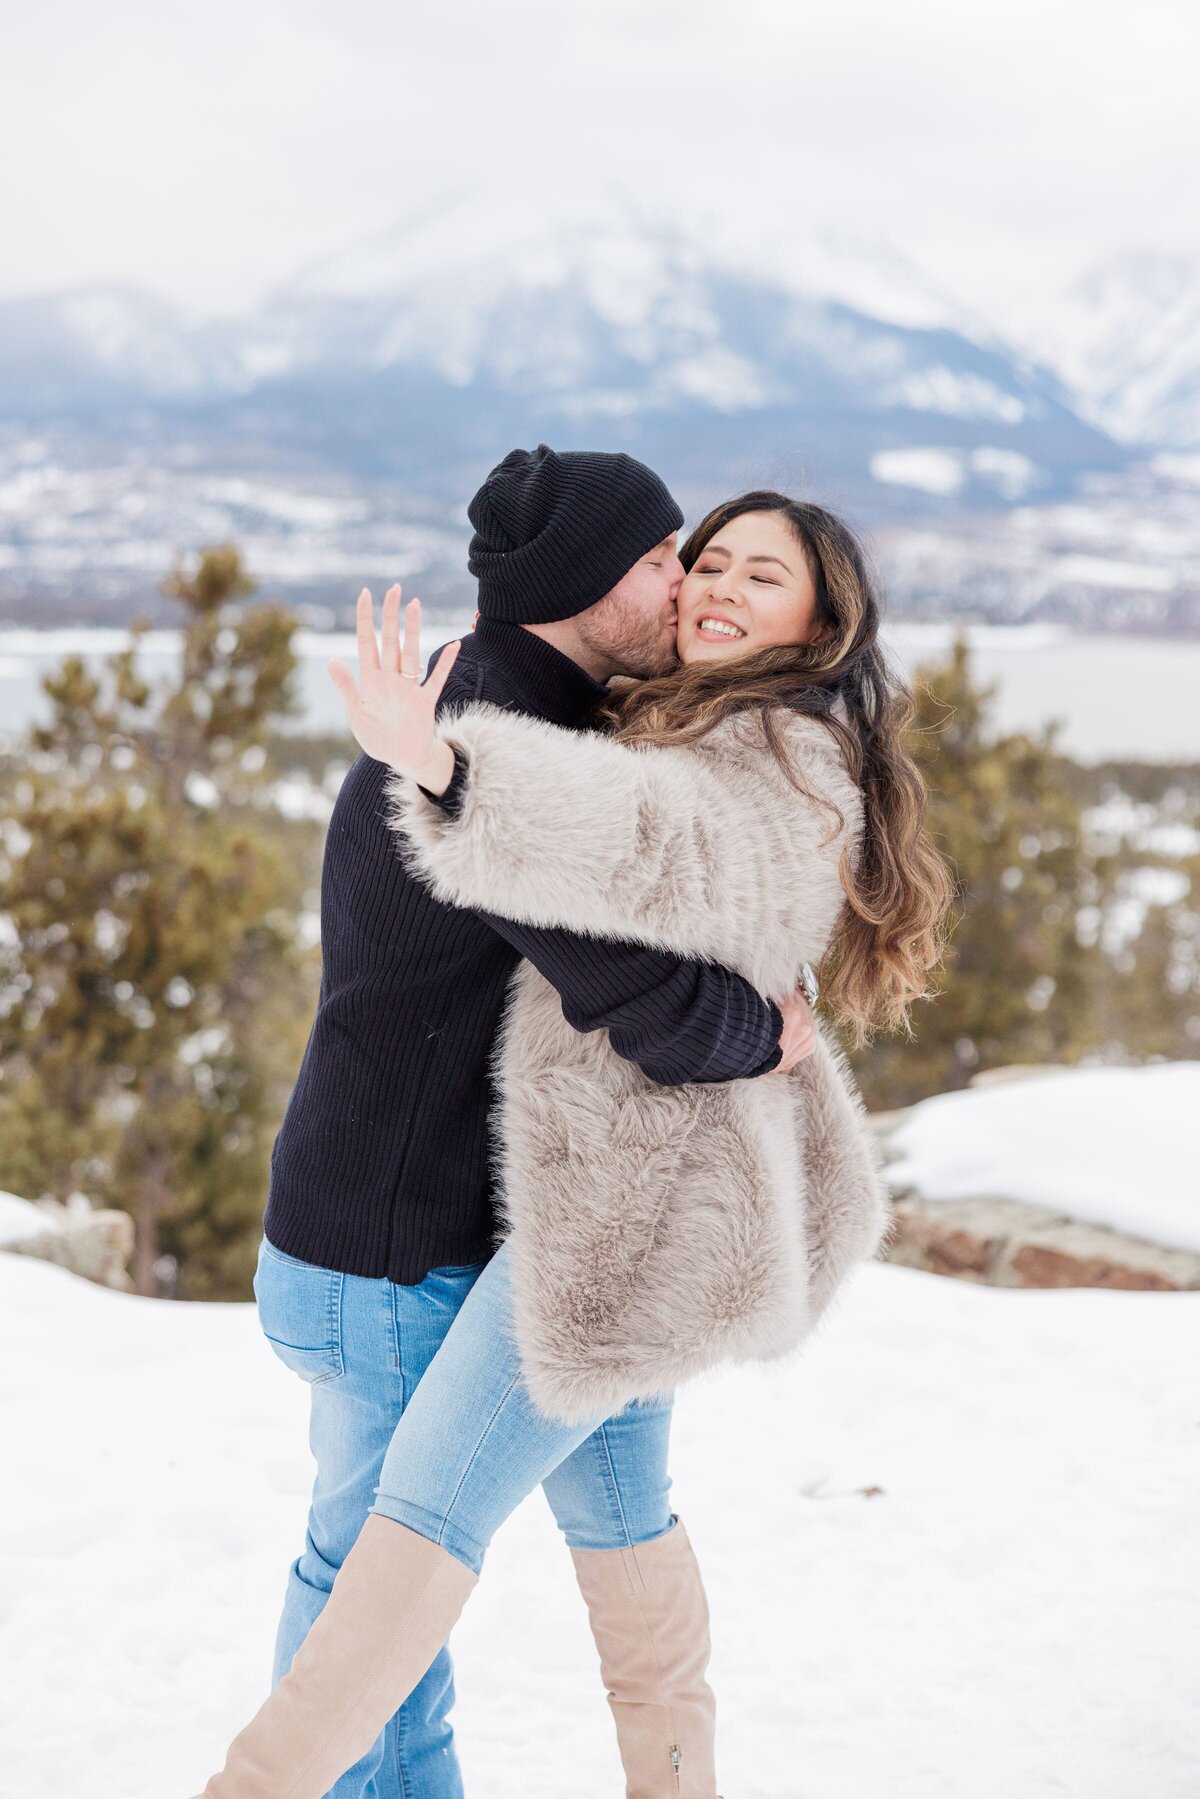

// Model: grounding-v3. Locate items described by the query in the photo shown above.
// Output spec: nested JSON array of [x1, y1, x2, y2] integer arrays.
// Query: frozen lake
[[0, 617, 1197, 764]]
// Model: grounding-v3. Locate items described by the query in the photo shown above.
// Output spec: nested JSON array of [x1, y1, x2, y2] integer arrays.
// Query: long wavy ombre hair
[[598, 491, 953, 1042]]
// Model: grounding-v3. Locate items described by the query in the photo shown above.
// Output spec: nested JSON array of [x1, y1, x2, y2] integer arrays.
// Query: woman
[[195, 493, 951, 1798]]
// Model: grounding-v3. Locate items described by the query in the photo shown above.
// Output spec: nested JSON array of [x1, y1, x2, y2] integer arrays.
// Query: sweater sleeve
[[482, 913, 785, 1084]]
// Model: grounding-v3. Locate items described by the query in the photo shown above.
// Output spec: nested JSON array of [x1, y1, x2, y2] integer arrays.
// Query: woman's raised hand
[[329, 586, 461, 782]]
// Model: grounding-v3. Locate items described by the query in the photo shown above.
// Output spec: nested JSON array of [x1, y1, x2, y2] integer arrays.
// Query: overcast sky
[[4, 0, 1197, 330]]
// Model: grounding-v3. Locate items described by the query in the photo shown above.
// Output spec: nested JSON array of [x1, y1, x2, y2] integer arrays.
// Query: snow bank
[[0, 1189, 62, 1246], [886, 1064, 1200, 1252], [1, 1249, 1196, 1798]]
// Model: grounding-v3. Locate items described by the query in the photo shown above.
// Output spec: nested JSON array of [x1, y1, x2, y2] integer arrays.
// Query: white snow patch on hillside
[[0, 1246, 1196, 1798], [882, 368, 1026, 423], [871, 446, 1045, 498], [969, 446, 1041, 497], [1012, 252, 1200, 448], [887, 1064, 1200, 1251], [1052, 553, 1176, 592], [664, 347, 771, 410], [871, 448, 965, 495]]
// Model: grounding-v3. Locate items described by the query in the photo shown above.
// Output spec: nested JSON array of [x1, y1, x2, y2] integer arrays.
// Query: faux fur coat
[[389, 702, 890, 1424]]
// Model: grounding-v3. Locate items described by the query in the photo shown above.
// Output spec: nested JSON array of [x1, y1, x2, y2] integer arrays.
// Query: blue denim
[[254, 1235, 674, 1799], [369, 1237, 675, 1574]]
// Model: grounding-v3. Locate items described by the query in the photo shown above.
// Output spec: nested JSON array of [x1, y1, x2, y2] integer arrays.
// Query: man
[[257, 445, 815, 1797]]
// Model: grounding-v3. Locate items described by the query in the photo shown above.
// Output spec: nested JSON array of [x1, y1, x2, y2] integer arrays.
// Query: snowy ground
[[885, 1064, 1200, 1253], [1, 1251, 1197, 1799]]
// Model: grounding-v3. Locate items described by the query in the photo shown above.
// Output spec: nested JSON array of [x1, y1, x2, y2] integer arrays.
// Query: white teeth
[[698, 619, 744, 639]]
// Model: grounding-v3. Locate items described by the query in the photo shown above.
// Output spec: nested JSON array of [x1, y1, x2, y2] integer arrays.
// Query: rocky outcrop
[[883, 1192, 1200, 1291], [0, 1194, 134, 1291], [873, 1065, 1200, 1292]]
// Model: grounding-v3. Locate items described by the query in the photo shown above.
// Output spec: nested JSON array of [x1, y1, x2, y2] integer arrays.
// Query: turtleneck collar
[[472, 617, 608, 728]]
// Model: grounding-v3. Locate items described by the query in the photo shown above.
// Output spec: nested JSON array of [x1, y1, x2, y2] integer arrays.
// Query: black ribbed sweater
[[264, 619, 784, 1285]]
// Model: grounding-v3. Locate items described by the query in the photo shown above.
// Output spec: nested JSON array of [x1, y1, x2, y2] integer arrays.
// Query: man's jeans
[[255, 1235, 675, 1799]]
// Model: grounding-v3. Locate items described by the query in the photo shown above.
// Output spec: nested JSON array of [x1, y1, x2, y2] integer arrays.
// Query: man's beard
[[576, 592, 680, 680]]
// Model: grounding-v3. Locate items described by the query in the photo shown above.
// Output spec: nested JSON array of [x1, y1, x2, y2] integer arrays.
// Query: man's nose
[[667, 556, 686, 598]]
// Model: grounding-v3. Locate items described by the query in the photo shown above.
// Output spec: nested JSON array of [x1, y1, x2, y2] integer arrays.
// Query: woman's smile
[[694, 613, 747, 642]]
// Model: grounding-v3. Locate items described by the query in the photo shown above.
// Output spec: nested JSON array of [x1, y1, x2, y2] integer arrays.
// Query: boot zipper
[[670, 1742, 682, 1791]]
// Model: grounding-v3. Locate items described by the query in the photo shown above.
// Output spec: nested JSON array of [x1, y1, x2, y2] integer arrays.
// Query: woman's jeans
[[255, 1235, 675, 1799]]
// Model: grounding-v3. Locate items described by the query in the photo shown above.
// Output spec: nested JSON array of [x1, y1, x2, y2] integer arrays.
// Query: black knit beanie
[[468, 444, 684, 624]]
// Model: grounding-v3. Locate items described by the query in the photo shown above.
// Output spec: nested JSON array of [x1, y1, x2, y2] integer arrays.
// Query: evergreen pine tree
[[858, 639, 1100, 1110], [0, 548, 315, 1297]]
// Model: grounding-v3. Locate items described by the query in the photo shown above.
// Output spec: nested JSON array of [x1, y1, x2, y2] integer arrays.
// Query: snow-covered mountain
[[0, 285, 219, 404], [10, 207, 1200, 628], [269, 194, 993, 368], [1015, 252, 1200, 449], [0, 204, 1122, 514]]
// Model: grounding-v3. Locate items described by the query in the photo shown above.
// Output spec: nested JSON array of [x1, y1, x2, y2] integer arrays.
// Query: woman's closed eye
[[696, 564, 775, 585]]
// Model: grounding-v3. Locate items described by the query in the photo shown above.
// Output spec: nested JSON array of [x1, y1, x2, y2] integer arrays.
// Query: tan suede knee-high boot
[[195, 1515, 478, 1799], [571, 1518, 722, 1799]]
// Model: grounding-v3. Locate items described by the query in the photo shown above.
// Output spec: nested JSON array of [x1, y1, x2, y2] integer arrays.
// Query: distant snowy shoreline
[[2, 620, 1199, 762]]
